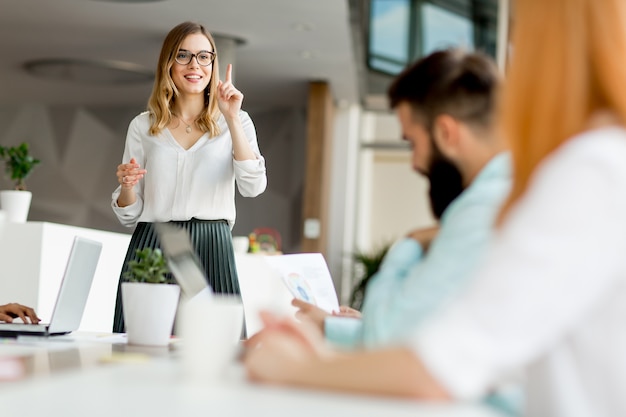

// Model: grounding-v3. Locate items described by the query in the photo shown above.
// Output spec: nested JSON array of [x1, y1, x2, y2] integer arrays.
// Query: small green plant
[[0, 143, 41, 191], [349, 243, 391, 310], [123, 248, 174, 284]]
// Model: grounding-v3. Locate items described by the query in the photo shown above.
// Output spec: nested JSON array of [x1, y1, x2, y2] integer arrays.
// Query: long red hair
[[499, 0, 626, 222]]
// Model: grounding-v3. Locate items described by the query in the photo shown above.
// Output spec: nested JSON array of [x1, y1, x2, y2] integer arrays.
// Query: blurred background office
[[0, 0, 505, 302]]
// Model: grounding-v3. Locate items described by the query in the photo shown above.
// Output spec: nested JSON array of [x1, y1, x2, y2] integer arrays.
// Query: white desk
[[0, 334, 504, 417]]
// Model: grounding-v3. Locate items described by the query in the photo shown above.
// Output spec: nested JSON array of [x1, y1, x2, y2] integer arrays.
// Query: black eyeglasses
[[175, 49, 216, 66]]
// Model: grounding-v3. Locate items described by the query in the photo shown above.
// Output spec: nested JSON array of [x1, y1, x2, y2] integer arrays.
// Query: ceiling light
[[92, 0, 166, 3], [291, 23, 314, 32], [299, 50, 314, 59], [23, 58, 154, 84]]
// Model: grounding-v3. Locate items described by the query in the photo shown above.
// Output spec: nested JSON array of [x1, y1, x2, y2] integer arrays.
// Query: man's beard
[[427, 144, 464, 220]]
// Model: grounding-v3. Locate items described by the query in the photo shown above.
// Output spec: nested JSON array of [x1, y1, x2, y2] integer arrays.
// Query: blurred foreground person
[[245, 1, 626, 416]]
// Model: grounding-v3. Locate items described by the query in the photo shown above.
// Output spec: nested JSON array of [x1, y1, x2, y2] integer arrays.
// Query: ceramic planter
[[0, 190, 32, 223], [122, 282, 180, 346]]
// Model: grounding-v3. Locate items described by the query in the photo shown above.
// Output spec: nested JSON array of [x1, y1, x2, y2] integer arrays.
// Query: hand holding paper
[[236, 253, 340, 336], [291, 298, 329, 332], [264, 253, 340, 313]]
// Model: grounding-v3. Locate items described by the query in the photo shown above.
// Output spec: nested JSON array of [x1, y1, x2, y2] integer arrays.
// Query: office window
[[369, 0, 410, 74], [422, 3, 474, 54], [368, 0, 498, 75]]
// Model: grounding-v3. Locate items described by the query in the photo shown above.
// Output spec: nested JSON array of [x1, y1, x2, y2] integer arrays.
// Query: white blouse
[[111, 111, 266, 228], [410, 127, 626, 417]]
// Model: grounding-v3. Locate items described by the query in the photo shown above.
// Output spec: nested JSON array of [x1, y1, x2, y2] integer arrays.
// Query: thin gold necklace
[[174, 114, 196, 134]]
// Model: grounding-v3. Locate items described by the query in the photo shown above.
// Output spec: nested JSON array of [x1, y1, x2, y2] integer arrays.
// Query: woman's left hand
[[217, 64, 243, 119]]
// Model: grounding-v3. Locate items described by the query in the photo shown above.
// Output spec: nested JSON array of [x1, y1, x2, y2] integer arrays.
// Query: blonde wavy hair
[[147, 21, 221, 137], [499, 0, 626, 222]]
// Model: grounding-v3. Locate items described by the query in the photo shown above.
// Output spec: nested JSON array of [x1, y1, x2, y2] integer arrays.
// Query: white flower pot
[[122, 282, 180, 347], [0, 190, 32, 223]]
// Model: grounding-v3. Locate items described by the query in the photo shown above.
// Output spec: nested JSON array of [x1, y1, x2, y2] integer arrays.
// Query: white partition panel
[[0, 222, 130, 332]]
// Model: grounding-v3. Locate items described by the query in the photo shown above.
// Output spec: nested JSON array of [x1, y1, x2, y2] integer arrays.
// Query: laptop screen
[[47, 236, 102, 334], [155, 223, 213, 301]]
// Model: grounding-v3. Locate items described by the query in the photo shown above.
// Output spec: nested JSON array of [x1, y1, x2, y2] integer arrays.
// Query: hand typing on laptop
[[0, 303, 40, 324]]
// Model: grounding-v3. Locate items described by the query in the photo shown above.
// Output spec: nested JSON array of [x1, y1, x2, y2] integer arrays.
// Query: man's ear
[[432, 114, 461, 159]]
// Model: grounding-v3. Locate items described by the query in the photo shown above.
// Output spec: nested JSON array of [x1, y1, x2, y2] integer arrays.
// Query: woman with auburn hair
[[111, 21, 266, 333], [499, 0, 626, 218], [244, 1, 626, 416]]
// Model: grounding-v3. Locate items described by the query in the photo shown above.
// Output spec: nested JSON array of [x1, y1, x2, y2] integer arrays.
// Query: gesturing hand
[[116, 157, 146, 189], [217, 64, 243, 119]]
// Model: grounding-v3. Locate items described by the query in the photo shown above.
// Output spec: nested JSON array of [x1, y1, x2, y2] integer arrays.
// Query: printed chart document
[[263, 253, 339, 314], [235, 253, 340, 336]]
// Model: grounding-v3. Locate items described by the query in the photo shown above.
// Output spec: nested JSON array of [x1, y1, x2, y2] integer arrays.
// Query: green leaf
[[348, 243, 391, 310], [123, 247, 174, 284], [0, 142, 40, 190]]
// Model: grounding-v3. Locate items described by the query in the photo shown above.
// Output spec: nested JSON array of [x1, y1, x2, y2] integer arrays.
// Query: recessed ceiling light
[[92, 0, 166, 3], [299, 50, 315, 59], [291, 23, 314, 32], [23, 58, 154, 84]]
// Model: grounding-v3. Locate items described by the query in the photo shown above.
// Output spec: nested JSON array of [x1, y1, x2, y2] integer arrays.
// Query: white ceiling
[[0, 0, 360, 111]]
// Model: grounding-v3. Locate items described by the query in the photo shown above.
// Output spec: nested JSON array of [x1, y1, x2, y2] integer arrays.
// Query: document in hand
[[235, 253, 340, 337]]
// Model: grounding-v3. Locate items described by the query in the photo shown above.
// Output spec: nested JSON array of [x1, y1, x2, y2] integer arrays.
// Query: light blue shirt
[[325, 153, 512, 350]]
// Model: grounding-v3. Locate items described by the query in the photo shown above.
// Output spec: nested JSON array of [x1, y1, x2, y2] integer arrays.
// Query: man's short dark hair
[[387, 49, 500, 130]]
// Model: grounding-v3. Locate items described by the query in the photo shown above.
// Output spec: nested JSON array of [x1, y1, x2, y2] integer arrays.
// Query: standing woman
[[111, 21, 266, 333]]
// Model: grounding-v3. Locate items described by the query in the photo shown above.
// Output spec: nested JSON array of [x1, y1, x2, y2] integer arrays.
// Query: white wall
[[326, 103, 361, 302], [357, 111, 436, 251], [369, 150, 435, 246]]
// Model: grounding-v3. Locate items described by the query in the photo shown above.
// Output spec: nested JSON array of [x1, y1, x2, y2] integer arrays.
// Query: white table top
[[0, 333, 504, 417]]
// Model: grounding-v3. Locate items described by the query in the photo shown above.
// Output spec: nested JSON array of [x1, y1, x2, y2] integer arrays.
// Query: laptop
[[155, 223, 213, 302], [0, 236, 102, 337]]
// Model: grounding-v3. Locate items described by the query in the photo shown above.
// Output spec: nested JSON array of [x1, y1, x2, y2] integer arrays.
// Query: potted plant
[[122, 247, 180, 346], [0, 142, 40, 222], [349, 243, 391, 311]]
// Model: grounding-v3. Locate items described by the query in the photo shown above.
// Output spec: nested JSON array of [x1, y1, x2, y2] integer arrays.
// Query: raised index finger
[[225, 64, 232, 83]]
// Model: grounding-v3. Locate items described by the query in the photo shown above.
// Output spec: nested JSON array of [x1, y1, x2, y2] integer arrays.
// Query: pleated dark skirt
[[112, 219, 239, 333]]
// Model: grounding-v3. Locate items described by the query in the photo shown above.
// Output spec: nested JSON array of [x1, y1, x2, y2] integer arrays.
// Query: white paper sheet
[[264, 253, 340, 314], [235, 253, 340, 336]]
